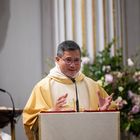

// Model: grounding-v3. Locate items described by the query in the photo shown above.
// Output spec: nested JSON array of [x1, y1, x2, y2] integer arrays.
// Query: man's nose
[[69, 61, 76, 66]]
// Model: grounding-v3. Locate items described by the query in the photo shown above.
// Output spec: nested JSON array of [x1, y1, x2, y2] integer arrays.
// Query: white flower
[[127, 58, 134, 66], [80, 57, 90, 71], [133, 71, 140, 82], [117, 72, 123, 78], [102, 65, 111, 72], [116, 96, 123, 102], [115, 96, 127, 109], [105, 74, 113, 84], [102, 66, 106, 72], [118, 86, 124, 92], [81, 57, 90, 65]]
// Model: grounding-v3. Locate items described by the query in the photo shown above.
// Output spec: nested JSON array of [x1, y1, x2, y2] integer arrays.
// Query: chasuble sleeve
[[23, 78, 53, 140]]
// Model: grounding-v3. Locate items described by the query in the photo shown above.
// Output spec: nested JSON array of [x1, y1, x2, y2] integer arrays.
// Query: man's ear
[[55, 56, 60, 62]]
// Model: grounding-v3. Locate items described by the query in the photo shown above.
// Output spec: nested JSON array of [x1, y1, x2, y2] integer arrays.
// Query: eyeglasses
[[60, 57, 81, 65]]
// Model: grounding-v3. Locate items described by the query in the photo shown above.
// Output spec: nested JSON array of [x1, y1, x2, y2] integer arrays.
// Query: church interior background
[[0, 0, 140, 139]]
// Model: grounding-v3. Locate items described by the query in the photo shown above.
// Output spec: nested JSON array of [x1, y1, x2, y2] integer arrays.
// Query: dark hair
[[57, 40, 81, 57]]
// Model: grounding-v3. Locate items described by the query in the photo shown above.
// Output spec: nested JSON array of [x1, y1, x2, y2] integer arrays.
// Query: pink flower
[[132, 94, 140, 105], [105, 74, 113, 84], [131, 105, 140, 114], [128, 90, 134, 99]]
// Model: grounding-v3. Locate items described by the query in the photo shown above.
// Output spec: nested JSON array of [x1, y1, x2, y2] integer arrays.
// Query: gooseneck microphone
[[70, 78, 79, 112], [0, 88, 15, 119]]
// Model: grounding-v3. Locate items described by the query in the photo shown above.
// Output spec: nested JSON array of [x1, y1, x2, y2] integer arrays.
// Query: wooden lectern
[[38, 111, 120, 140]]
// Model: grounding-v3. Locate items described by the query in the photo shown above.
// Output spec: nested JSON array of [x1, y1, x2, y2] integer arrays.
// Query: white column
[[115, 0, 122, 48], [54, 0, 59, 54], [74, 0, 82, 47], [96, 0, 104, 51], [107, 0, 114, 55], [58, 0, 65, 43], [65, 0, 73, 40], [85, 0, 94, 61]]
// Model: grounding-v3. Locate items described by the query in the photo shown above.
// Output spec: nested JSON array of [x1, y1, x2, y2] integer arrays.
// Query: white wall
[[41, 0, 55, 74], [0, 0, 42, 139], [125, 0, 140, 58]]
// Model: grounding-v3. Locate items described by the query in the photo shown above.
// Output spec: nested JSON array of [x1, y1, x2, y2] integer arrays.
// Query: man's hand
[[52, 93, 68, 111], [97, 91, 113, 111]]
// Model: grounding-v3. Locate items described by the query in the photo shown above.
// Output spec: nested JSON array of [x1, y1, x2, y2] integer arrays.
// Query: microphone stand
[[0, 89, 15, 118], [70, 79, 79, 112], [0, 88, 16, 140]]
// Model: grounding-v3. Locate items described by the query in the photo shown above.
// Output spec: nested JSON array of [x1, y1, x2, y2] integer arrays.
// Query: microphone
[[0, 88, 15, 119], [70, 78, 79, 112]]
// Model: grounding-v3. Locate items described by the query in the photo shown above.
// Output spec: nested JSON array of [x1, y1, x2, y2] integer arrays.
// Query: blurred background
[[0, 0, 140, 139]]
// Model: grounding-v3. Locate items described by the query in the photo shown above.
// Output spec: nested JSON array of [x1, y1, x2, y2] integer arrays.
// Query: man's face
[[56, 50, 81, 78]]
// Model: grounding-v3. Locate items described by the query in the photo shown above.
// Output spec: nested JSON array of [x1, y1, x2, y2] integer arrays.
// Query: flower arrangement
[[81, 41, 140, 137]]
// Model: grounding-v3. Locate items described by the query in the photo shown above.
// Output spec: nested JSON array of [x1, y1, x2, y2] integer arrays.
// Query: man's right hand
[[51, 93, 68, 111]]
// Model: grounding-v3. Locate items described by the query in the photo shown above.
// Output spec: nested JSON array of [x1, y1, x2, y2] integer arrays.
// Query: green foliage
[[82, 41, 140, 137]]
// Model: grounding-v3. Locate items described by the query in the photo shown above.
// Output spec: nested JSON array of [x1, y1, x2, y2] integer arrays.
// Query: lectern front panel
[[39, 112, 120, 140]]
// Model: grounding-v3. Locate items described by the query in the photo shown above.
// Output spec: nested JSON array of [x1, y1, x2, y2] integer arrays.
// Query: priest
[[23, 40, 116, 140]]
